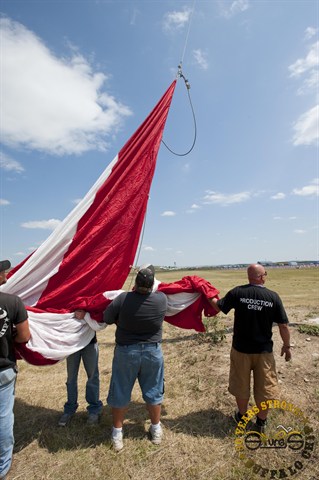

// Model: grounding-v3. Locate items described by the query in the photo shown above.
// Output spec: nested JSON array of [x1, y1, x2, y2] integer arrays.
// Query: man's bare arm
[[278, 323, 292, 361], [207, 297, 220, 313], [14, 319, 31, 343]]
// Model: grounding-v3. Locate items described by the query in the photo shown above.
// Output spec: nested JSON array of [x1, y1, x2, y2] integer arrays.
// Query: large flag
[[4, 81, 177, 309], [1, 80, 220, 366]]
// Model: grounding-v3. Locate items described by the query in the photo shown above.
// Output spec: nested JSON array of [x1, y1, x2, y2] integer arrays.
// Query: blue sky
[[0, 0, 318, 268]]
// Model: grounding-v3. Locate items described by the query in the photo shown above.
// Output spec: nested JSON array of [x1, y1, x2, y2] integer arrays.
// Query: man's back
[[218, 284, 288, 353], [104, 290, 167, 345]]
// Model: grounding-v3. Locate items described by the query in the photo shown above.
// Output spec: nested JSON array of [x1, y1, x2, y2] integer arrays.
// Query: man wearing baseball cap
[[0, 260, 30, 479], [103, 265, 167, 451]]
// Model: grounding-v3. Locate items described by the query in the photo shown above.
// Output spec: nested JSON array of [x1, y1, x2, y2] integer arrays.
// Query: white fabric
[[0, 154, 119, 305], [26, 310, 106, 360], [165, 292, 201, 316], [24, 287, 199, 361]]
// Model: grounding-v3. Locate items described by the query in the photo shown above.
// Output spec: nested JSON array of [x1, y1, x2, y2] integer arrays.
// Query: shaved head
[[247, 264, 267, 284]]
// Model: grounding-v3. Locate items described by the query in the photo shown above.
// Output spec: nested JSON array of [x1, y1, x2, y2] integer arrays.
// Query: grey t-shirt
[[103, 291, 168, 345]]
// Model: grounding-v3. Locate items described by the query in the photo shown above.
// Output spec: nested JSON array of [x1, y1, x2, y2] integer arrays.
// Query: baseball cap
[[135, 264, 155, 290], [0, 260, 11, 272]]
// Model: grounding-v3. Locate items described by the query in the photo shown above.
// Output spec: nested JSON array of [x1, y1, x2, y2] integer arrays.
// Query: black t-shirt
[[0, 292, 28, 371], [103, 291, 168, 345], [217, 284, 288, 353]]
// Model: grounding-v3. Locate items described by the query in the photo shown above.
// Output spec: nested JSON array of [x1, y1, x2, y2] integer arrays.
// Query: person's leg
[[107, 345, 140, 450], [64, 350, 81, 414], [139, 344, 164, 411], [235, 398, 250, 416], [138, 343, 164, 444], [253, 352, 279, 422], [228, 348, 252, 420], [0, 368, 16, 479], [146, 404, 161, 425], [112, 407, 128, 428], [82, 342, 103, 415]]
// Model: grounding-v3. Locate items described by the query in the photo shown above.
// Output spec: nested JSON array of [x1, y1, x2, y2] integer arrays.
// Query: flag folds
[[2, 80, 220, 366], [5, 81, 177, 310]]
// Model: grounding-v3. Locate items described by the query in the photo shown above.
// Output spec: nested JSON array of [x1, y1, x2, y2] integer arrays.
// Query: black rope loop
[[161, 65, 197, 157]]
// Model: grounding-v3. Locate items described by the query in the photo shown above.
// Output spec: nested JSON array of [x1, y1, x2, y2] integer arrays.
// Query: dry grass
[[8, 267, 319, 480]]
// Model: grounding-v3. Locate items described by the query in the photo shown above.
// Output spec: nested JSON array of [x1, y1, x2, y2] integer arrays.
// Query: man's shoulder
[[226, 284, 250, 295], [150, 291, 168, 304], [0, 291, 22, 303]]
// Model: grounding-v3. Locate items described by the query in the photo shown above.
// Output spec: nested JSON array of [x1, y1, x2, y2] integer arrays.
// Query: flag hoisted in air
[[1, 80, 219, 366]]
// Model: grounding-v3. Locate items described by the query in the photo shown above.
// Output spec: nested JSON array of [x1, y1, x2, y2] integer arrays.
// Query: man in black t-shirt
[[209, 264, 291, 432], [103, 265, 167, 451], [0, 260, 30, 479]]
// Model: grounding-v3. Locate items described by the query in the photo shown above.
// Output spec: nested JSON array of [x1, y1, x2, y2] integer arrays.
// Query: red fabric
[[158, 276, 220, 332], [15, 342, 58, 365], [16, 81, 176, 311]]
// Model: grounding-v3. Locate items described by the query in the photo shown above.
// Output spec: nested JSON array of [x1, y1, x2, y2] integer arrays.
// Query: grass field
[[8, 267, 319, 480]]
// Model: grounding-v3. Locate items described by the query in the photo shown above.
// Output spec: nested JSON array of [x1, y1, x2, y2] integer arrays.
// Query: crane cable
[[130, 1, 197, 280], [161, 0, 197, 157], [161, 64, 197, 156]]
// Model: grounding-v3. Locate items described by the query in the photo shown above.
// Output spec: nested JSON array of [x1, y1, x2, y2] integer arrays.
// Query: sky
[[0, 0, 318, 268]]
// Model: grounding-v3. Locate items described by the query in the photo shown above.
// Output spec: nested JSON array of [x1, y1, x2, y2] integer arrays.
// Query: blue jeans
[[0, 368, 16, 479], [107, 343, 164, 408], [64, 342, 102, 415]]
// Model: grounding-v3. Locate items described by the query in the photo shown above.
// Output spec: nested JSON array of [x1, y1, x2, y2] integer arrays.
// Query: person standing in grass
[[0, 260, 31, 480], [57, 318, 103, 427], [209, 263, 291, 432], [103, 265, 167, 452]]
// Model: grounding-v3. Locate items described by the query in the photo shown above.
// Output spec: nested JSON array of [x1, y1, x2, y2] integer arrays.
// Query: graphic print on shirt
[[0, 308, 10, 338], [239, 298, 274, 311]]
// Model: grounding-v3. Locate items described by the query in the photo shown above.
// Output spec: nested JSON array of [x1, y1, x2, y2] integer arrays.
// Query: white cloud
[[0, 152, 24, 172], [289, 40, 318, 146], [203, 190, 251, 206], [304, 27, 317, 41], [161, 210, 176, 217], [273, 216, 282, 220], [292, 178, 319, 197], [143, 245, 155, 252], [289, 41, 319, 96], [163, 7, 191, 32], [294, 229, 306, 234], [14, 251, 25, 256], [289, 41, 319, 79], [193, 49, 209, 70], [186, 203, 201, 214], [0, 18, 132, 156], [21, 219, 62, 230], [292, 105, 318, 146], [0, 199, 10, 206], [220, 0, 250, 19], [271, 192, 286, 200]]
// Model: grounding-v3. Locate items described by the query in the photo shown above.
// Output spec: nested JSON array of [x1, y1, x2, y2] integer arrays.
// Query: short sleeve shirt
[[103, 291, 168, 345], [217, 284, 288, 353], [0, 292, 28, 370]]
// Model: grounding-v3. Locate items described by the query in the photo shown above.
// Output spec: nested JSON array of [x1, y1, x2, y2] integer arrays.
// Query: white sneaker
[[149, 425, 163, 445], [111, 432, 123, 452]]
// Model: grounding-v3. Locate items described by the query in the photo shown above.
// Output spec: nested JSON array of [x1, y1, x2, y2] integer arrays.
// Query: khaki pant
[[228, 347, 279, 401]]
